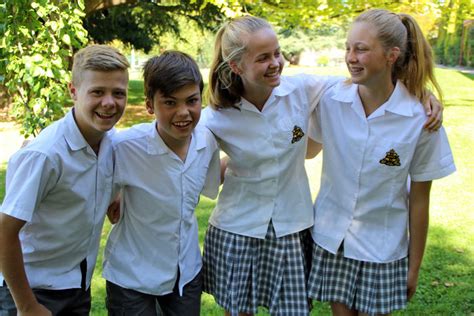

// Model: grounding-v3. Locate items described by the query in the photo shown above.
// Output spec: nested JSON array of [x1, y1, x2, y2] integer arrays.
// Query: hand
[[18, 302, 52, 316], [407, 268, 419, 301], [107, 196, 121, 224], [423, 94, 443, 132]]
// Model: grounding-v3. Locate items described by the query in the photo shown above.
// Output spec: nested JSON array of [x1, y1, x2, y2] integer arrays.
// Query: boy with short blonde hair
[[0, 44, 129, 316]]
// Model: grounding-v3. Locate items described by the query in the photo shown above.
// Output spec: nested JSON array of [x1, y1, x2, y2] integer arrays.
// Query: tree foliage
[[433, 0, 473, 66], [0, 0, 88, 137], [83, 0, 226, 53]]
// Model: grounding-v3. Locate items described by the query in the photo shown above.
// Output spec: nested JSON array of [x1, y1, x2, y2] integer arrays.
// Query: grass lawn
[[0, 66, 473, 315]]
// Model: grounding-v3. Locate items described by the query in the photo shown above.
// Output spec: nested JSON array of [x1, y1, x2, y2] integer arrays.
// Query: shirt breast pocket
[[372, 140, 411, 176], [277, 113, 307, 146]]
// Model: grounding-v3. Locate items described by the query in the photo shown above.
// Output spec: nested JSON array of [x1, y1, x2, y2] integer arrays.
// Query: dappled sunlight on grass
[[0, 66, 472, 314]]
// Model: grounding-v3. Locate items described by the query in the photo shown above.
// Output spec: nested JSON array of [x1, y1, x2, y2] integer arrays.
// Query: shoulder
[[112, 123, 153, 147], [18, 117, 68, 160], [194, 123, 218, 151]]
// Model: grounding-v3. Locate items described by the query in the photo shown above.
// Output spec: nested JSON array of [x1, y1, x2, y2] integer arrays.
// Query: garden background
[[1, 0, 473, 315]]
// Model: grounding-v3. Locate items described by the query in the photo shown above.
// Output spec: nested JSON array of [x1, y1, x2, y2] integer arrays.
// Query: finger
[[423, 115, 436, 130]]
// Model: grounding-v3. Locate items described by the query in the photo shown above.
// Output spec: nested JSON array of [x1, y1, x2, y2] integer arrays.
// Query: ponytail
[[354, 9, 442, 103], [398, 14, 443, 103], [207, 25, 245, 109]]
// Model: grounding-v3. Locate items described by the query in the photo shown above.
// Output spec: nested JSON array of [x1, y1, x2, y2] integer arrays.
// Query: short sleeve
[[0, 151, 58, 221], [303, 74, 342, 114], [409, 127, 456, 182]]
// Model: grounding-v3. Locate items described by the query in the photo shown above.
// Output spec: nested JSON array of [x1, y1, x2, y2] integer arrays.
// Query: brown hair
[[143, 50, 203, 101], [72, 45, 129, 86], [354, 9, 442, 103], [207, 16, 272, 109]]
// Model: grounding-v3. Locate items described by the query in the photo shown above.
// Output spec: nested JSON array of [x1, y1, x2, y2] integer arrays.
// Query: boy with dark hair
[[103, 50, 220, 316], [0, 44, 129, 316]]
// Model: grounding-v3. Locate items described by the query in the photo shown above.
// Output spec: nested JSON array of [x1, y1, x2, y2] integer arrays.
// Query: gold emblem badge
[[379, 149, 401, 166], [291, 125, 304, 143]]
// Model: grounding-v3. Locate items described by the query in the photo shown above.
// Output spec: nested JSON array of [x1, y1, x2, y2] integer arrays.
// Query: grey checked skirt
[[202, 222, 312, 316], [308, 243, 408, 315]]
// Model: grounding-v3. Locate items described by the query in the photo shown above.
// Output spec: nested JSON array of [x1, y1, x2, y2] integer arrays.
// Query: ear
[[145, 98, 154, 115], [68, 82, 78, 101], [229, 61, 242, 75], [387, 47, 401, 65]]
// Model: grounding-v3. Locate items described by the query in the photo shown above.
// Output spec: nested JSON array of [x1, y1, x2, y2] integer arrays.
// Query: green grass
[[1, 66, 473, 315]]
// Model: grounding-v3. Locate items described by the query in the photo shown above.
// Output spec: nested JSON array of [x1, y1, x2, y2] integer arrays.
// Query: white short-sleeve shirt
[[102, 122, 220, 296], [0, 110, 115, 289], [308, 80, 456, 263], [202, 74, 335, 238]]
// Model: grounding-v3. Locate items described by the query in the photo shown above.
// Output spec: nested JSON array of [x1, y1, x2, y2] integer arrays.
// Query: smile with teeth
[[265, 71, 279, 77], [349, 66, 364, 75], [172, 121, 192, 128], [96, 112, 115, 119]]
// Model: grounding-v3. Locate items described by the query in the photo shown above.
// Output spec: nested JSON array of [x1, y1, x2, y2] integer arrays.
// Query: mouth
[[264, 70, 280, 78], [348, 66, 364, 76], [95, 112, 116, 119], [172, 120, 193, 129]]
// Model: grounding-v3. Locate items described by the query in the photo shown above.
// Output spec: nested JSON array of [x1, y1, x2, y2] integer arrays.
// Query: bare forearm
[[0, 215, 38, 312], [408, 181, 432, 272]]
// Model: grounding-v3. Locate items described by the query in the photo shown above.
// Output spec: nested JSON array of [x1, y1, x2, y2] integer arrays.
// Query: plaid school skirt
[[308, 243, 408, 315], [202, 222, 312, 316]]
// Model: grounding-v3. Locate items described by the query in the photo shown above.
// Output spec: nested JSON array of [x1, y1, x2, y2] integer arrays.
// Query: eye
[[114, 91, 127, 98], [187, 97, 200, 105], [164, 100, 175, 106], [90, 90, 103, 96]]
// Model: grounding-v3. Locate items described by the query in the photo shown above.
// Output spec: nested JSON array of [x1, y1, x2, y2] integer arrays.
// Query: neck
[[72, 110, 103, 155], [358, 79, 395, 117], [243, 87, 272, 111], [157, 126, 190, 162]]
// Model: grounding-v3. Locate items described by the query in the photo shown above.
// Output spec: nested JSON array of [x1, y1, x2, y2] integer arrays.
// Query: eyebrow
[[164, 92, 200, 99]]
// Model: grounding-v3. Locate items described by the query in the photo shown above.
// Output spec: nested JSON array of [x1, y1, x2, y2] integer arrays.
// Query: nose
[[270, 56, 280, 67], [176, 103, 190, 117], [346, 49, 356, 63], [101, 93, 115, 107]]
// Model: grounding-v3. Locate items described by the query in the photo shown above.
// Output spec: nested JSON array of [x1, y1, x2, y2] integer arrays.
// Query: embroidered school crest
[[379, 149, 401, 166], [291, 125, 305, 143]]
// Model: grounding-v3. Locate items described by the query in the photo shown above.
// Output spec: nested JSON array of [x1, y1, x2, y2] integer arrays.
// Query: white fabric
[[102, 122, 220, 295], [202, 74, 336, 238], [0, 110, 115, 289], [308, 80, 456, 263]]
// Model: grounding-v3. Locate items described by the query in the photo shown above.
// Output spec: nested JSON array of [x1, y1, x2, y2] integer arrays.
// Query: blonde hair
[[354, 9, 442, 103], [72, 45, 130, 86], [208, 16, 272, 109]]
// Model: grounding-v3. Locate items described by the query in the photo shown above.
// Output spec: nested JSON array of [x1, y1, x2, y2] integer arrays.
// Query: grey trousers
[[106, 271, 202, 316], [0, 282, 91, 316]]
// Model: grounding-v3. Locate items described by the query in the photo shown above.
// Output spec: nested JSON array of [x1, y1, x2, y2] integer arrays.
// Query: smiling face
[[345, 21, 396, 88], [146, 83, 201, 150], [69, 69, 128, 147], [233, 27, 284, 103]]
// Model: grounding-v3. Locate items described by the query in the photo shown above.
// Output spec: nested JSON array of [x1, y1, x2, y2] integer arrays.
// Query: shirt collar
[[146, 121, 206, 155], [64, 110, 89, 152], [332, 80, 417, 118], [237, 76, 297, 112]]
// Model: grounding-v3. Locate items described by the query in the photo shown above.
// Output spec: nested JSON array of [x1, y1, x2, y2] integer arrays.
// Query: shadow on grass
[[397, 224, 474, 314], [457, 70, 474, 81]]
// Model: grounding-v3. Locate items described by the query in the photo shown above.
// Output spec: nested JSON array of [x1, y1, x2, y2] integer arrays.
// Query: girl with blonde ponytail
[[200, 13, 444, 316], [306, 9, 455, 315]]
